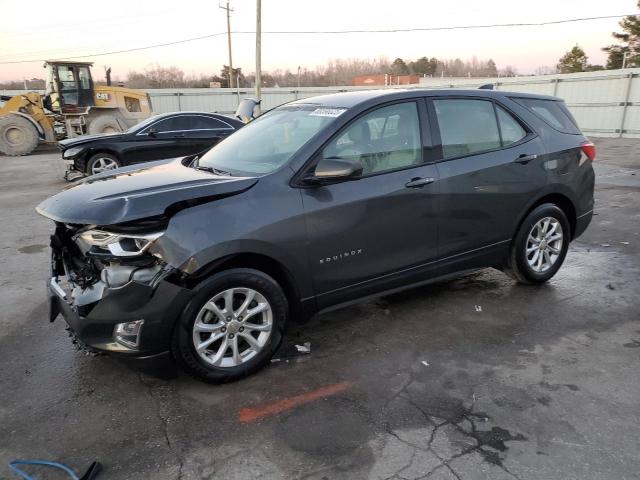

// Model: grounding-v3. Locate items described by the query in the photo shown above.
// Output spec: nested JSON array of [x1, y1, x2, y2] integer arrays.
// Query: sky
[[0, 0, 636, 82]]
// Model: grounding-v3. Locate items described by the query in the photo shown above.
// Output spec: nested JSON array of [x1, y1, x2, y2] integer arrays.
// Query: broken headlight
[[76, 229, 164, 257]]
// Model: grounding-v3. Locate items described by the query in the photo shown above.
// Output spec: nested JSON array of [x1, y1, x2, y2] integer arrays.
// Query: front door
[[125, 115, 194, 164], [301, 100, 440, 308]]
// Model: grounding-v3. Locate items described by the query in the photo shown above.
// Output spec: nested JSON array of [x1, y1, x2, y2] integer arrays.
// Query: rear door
[[184, 115, 237, 155], [429, 97, 547, 258], [301, 100, 440, 308]]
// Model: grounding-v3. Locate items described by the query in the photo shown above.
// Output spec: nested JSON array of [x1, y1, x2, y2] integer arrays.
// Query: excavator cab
[[45, 61, 95, 113]]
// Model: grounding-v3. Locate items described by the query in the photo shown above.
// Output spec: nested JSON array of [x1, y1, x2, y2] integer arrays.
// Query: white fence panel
[[144, 70, 640, 137]]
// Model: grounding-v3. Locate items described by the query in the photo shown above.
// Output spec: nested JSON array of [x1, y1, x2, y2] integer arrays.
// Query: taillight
[[581, 141, 596, 161]]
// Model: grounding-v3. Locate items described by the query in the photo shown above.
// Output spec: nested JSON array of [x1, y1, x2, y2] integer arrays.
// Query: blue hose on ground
[[8, 459, 101, 480], [9, 460, 80, 480]]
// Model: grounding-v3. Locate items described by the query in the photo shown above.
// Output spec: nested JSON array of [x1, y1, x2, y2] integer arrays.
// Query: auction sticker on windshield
[[309, 107, 347, 117]]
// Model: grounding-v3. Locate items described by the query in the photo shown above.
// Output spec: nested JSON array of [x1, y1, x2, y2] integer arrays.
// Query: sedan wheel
[[86, 153, 121, 176], [91, 157, 119, 174], [192, 287, 273, 367]]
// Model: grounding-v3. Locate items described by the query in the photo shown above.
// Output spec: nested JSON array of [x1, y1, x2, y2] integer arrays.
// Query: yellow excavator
[[0, 61, 152, 156]]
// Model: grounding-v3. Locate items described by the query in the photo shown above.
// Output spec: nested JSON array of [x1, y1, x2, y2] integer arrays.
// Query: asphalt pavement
[[0, 139, 638, 480]]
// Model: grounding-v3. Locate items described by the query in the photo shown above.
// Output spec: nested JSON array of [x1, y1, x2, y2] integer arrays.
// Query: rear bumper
[[49, 276, 193, 356], [574, 209, 593, 240]]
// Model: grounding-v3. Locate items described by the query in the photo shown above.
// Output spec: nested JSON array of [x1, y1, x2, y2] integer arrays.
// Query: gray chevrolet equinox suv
[[38, 89, 595, 382]]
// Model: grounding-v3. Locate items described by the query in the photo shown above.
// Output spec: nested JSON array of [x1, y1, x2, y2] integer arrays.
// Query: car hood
[[36, 158, 258, 225], [58, 132, 126, 149]]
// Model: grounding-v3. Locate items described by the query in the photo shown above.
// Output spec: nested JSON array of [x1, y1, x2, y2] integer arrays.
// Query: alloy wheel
[[192, 287, 273, 368], [91, 157, 118, 174], [526, 217, 564, 273]]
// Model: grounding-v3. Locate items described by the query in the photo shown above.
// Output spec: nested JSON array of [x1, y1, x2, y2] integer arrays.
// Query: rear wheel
[[172, 269, 288, 383], [505, 203, 570, 284], [0, 115, 39, 156], [87, 114, 122, 135], [86, 153, 121, 175]]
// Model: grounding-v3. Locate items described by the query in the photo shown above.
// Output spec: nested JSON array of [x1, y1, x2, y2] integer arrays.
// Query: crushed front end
[[48, 221, 193, 356]]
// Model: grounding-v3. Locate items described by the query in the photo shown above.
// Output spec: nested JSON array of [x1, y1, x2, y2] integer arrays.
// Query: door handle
[[405, 177, 435, 188], [174, 133, 186, 138], [514, 154, 537, 164]]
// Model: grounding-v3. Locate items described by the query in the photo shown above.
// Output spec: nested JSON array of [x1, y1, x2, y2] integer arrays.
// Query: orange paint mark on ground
[[237, 381, 351, 423]]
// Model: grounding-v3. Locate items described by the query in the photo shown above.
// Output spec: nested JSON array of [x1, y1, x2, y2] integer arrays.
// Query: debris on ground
[[606, 283, 616, 290], [421, 360, 430, 367], [295, 342, 311, 354], [475, 305, 482, 312], [271, 342, 312, 363], [601, 243, 611, 247], [621, 241, 630, 245]]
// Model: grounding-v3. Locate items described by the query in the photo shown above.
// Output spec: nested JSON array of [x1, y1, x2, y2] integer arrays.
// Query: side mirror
[[148, 127, 157, 137], [305, 158, 363, 184]]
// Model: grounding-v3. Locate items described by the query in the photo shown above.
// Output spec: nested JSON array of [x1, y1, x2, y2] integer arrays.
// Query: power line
[[249, 13, 640, 34], [0, 32, 228, 64], [1, 13, 638, 65]]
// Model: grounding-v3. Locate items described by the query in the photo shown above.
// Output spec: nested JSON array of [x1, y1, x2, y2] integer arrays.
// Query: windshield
[[198, 104, 345, 175]]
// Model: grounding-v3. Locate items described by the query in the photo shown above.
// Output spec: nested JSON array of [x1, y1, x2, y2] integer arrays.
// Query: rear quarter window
[[512, 97, 581, 135]]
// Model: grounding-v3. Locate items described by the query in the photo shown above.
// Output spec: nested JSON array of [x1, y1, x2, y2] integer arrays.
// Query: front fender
[[152, 177, 311, 298]]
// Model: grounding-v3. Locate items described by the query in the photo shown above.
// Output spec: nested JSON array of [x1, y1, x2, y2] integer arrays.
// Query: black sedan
[[59, 111, 244, 177]]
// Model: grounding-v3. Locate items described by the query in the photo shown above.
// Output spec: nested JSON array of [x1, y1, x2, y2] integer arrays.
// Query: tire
[[172, 268, 288, 383], [0, 115, 39, 156], [86, 153, 121, 175], [87, 114, 123, 135], [505, 203, 570, 284]]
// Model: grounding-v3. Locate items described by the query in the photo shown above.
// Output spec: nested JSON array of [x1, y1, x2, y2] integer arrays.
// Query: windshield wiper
[[192, 155, 232, 176], [196, 165, 232, 176]]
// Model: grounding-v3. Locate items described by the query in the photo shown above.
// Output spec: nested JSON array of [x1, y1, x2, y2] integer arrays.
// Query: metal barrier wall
[[4, 69, 639, 137]]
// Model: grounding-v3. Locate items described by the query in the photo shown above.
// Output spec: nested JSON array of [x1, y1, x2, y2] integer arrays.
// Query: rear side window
[[434, 99, 501, 158], [190, 115, 234, 130], [512, 98, 580, 134], [496, 106, 526, 146]]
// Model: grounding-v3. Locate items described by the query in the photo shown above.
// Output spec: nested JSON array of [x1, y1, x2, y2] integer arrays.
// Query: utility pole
[[220, 1, 234, 89], [255, 0, 262, 114]]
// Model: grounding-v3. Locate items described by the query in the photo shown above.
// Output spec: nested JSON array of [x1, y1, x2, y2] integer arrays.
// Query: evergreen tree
[[603, 3, 640, 69], [557, 45, 588, 73], [390, 58, 410, 75]]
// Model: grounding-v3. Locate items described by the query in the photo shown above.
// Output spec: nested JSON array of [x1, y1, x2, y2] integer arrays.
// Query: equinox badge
[[319, 249, 363, 264]]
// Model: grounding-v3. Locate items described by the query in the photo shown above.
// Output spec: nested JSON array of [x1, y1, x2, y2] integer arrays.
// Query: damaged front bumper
[[48, 229, 193, 356]]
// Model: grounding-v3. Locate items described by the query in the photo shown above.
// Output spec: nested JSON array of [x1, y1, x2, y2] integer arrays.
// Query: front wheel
[[0, 115, 39, 156], [505, 203, 570, 284], [172, 269, 288, 383], [86, 153, 121, 175]]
